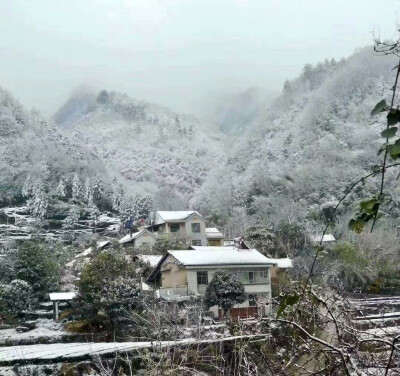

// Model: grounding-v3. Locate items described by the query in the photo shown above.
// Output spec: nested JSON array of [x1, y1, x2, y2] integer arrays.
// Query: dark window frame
[[192, 239, 202, 246], [197, 271, 208, 285], [191, 223, 201, 233], [170, 223, 180, 233]]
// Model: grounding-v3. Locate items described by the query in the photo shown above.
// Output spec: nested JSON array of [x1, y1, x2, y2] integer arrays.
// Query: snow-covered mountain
[[0, 87, 108, 207], [2, 46, 399, 240], [198, 48, 400, 233], [53, 90, 226, 206]]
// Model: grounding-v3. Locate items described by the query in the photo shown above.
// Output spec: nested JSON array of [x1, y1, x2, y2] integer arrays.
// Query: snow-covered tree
[[88, 198, 100, 232], [77, 251, 140, 321], [119, 198, 134, 223], [135, 194, 153, 219], [56, 178, 67, 198], [0, 279, 34, 314], [22, 174, 34, 198], [92, 174, 103, 203], [27, 180, 48, 220], [62, 206, 80, 229], [112, 185, 125, 212], [204, 270, 246, 317], [83, 177, 93, 203], [14, 241, 60, 301], [71, 173, 82, 201]]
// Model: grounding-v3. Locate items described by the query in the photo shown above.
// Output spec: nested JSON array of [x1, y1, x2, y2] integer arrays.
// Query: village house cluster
[[63, 211, 293, 320]]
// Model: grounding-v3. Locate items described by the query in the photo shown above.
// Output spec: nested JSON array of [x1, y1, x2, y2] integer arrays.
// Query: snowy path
[[0, 335, 267, 364]]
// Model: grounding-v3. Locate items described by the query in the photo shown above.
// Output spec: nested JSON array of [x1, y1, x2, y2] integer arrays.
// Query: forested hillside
[[0, 87, 109, 208], [1, 47, 399, 241], [198, 47, 400, 236], [54, 90, 226, 208]]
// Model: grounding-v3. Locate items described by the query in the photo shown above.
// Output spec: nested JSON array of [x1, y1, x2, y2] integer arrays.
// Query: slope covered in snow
[[53, 90, 226, 203], [198, 48, 400, 234]]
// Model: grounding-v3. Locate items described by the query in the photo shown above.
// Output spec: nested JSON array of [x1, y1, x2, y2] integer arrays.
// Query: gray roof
[[168, 248, 276, 267], [205, 227, 224, 239], [119, 229, 156, 244], [155, 211, 203, 225], [311, 234, 336, 243]]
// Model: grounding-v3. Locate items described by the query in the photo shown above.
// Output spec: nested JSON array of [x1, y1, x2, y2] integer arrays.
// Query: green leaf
[[360, 199, 379, 215], [378, 143, 388, 155], [349, 219, 364, 234], [371, 100, 387, 116], [276, 294, 300, 318], [388, 144, 400, 159], [381, 127, 398, 139], [286, 294, 300, 306], [276, 299, 287, 318], [387, 110, 400, 126], [371, 165, 381, 173]]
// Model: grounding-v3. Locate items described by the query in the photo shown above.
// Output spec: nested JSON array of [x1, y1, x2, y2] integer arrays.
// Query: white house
[[147, 247, 277, 318], [149, 211, 218, 246], [118, 228, 157, 250]]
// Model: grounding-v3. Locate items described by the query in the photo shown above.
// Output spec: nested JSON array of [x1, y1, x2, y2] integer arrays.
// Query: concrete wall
[[160, 254, 187, 288], [134, 232, 156, 249], [185, 214, 207, 246], [207, 239, 223, 246], [154, 213, 209, 246], [187, 268, 272, 298]]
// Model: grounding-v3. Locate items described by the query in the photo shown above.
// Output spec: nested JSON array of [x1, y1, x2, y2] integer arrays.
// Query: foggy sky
[[0, 0, 399, 117]]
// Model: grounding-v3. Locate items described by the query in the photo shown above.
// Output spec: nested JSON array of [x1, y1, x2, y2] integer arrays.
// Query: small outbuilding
[[49, 292, 76, 320]]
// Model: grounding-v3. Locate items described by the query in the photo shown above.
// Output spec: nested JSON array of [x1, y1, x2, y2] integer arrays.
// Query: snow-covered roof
[[311, 234, 336, 243], [97, 240, 111, 249], [191, 246, 236, 251], [205, 227, 224, 239], [118, 229, 156, 244], [268, 257, 293, 268], [155, 211, 203, 225], [137, 254, 163, 267], [49, 292, 76, 301], [74, 240, 111, 259], [168, 249, 276, 267]]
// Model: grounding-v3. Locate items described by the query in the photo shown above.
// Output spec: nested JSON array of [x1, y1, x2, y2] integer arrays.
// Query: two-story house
[[147, 247, 276, 318], [149, 211, 223, 247]]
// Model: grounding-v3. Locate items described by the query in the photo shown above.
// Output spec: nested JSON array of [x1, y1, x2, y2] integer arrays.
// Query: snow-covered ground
[[0, 319, 69, 345], [0, 335, 266, 363]]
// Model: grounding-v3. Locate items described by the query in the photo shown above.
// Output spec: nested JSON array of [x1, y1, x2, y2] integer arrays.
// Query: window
[[248, 294, 257, 306], [170, 223, 180, 233], [191, 223, 201, 233], [234, 269, 269, 284], [255, 270, 269, 284], [197, 271, 208, 285], [192, 239, 202, 246]]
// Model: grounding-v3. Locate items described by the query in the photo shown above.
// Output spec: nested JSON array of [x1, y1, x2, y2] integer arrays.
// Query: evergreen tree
[[204, 270, 246, 317], [135, 194, 153, 219], [77, 251, 140, 322], [27, 180, 48, 220], [112, 184, 125, 212], [62, 206, 80, 229], [92, 175, 103, 203], [71, 173, 82, 201], [56, 178, 67, 198], [22, 174, 34, 198], [83, 177, 93, 203], [0, 279, 35, 314], [88, 197, 100, 233], [119, 198, 134, 223], [14, 242, 60, 300]]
